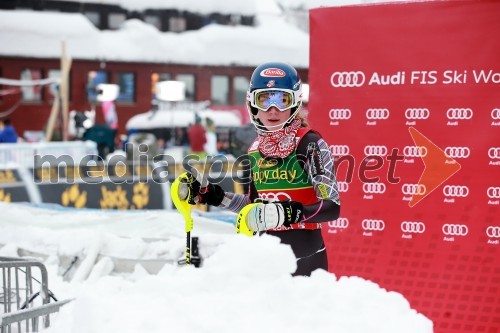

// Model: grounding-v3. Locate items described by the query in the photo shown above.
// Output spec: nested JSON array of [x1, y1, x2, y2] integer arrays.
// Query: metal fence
[[0, 257, 71, 333]]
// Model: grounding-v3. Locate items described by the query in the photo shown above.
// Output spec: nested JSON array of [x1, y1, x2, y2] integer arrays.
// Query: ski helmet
[[246, 62, 303, 132]]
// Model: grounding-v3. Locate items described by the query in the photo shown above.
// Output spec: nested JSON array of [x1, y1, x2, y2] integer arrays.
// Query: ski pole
[[171, 172, 194, 265]]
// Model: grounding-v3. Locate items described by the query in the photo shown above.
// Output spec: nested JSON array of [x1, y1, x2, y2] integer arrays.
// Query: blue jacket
[[0, 126, 18, 143]]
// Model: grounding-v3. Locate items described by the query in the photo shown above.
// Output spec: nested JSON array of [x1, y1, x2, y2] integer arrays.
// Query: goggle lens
[[254, 90, 294, 111]]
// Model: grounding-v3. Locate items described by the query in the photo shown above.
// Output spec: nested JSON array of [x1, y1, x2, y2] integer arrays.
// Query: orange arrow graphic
[[408, 127, 461, 207]]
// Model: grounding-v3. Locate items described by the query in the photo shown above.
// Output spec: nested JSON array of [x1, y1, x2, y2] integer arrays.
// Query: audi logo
[[444, 147, 471, 159], [401, 184, 426, 196], [491, 108, 500, 120], [487, 187, 500, 199], [328, 218, 349, 229], [363, 182, 386, 194], [362, 219, 385, 231], [401, 221, 426, 234], [447, 108, 473, 120], [329, 108, 352, 120], [405, 108, 430, 120], [486, 226, 500, 238], [258, 192, 292, 202], [330, 71, 365, 88], [403, 146, 428, 158], [329, 145, 350, 156], [442, 224, 468, 236], [488, 147, 500, 159], [364, 145, 388, 156], [443, 185, 469, 197], [366, 108, 390, 120], [337, 181, 349, 192]]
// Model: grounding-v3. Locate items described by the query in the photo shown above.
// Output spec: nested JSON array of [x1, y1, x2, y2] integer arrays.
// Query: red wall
[[310, 1, 499, 332], [0, 58, 264, 137]]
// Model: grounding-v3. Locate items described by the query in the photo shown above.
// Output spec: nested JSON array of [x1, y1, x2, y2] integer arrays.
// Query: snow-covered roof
[[126, 109, 242, 130], [0, 8, 308, 68], [0, 0, 414, 67], [48, 0, 280, 16]]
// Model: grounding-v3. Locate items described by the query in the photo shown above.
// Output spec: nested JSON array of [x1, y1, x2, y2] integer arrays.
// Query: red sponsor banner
[[310, 1, 499, 332]]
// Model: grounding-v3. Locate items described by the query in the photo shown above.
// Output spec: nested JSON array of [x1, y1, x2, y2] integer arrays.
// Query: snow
[[0, 0, 416, 67], [0, 202, 433, 333]]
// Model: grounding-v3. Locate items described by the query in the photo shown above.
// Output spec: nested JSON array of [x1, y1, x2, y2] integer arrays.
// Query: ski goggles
[[248, 89, 299, 112]]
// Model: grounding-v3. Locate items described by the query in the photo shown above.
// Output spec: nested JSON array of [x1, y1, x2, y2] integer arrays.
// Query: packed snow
[[0, 202, 433, 333]]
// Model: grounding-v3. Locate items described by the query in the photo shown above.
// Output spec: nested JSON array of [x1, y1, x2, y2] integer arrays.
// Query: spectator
[[174, 127, 189, 146], [0, 119, 19, 143], [203, 117, 218, 156], [187, 114, 207, 158]]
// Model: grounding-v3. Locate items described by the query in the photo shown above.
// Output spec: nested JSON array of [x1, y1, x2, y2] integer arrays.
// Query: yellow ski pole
[[171, 172, 194, 265]]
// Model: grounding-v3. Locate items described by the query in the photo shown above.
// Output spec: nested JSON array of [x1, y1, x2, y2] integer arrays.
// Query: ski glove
[[178, 171, 225, 206], [246, 201, 304, 232]]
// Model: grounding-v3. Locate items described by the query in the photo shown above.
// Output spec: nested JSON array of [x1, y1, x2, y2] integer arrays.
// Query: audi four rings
[[401, 221, 426, 233], [401, 184, 426, 196], [366, 108, 390, 120], [329, 109, 352, 120], [403, 146, 428, 158], [491, 108, 500, 120], [446, 108, 473, 120], [442, 224, 468, 236], [362, 219, 385, 231], [444, 147, 471, 159], [364, 145, 388, 156], [363, 182, 386, 194], [487, 187, 500, 199], [328, 218, 349, 229], [486, 226, 500, 238], [488, 147, 500, 159], [337, 182, 349, 192], [330, 71, 365, 87], [405, 108, 430, 120], [329, 145, 350, 156], [443, 185, 469, 197]]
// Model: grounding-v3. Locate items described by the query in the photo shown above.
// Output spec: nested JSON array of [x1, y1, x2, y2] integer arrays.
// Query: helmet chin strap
[[251, 104, 302, 134]]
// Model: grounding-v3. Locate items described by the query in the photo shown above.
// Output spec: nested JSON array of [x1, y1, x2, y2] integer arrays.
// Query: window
[[144, 15, 161, 30], [176, 74, 195, 101], [151, 73, 171, 99], [211, 75, 229, 105], [233, 76, 249, 105], [84, 11, 100, 27], [87, 70, 109, 102], [116, 72, 135, 103], [108, 13, 126, 30], [169, 17, 186, 32], [45, 69, 61, 102], [20, 68, 42, 102]]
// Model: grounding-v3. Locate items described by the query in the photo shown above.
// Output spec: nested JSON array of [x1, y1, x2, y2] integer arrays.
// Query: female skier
[[179, 62, 340, 276]]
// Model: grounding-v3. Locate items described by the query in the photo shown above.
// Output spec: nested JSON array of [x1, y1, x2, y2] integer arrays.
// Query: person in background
[[177, 62, 340, 276], [187, 114, 207, 158], [203, 117, 218, 156], [0, 119, 19, 143]]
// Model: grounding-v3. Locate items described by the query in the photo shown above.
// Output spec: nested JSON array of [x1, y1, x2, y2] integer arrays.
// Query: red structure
[[1, 58, 299, 135], [310, 1, 499, 332]]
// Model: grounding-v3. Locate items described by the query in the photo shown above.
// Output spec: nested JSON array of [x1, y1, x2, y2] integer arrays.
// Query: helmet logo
[[267, 80, 275, 88], [260, 68, 286, 77]]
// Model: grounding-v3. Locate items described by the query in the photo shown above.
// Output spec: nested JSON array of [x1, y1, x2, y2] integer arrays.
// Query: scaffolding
[[0, 257, 71, 333]]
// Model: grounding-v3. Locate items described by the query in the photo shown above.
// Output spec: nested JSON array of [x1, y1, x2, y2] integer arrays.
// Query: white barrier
[[0, 141, 98, 168]]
